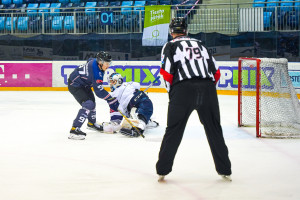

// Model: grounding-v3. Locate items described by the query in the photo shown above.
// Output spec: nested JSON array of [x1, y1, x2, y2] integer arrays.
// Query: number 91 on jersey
[[100, 12, 113, 25]]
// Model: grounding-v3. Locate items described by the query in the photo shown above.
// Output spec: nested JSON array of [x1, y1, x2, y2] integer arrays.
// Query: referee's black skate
[[87, 122, 103, 132], [69, 127, 86, 140]]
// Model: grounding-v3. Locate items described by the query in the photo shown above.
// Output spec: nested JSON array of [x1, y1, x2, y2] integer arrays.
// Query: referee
[[156, 17, 232, 182]]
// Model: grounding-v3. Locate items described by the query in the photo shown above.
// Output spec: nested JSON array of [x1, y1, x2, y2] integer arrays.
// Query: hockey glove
[[106, 97, 119, 113]]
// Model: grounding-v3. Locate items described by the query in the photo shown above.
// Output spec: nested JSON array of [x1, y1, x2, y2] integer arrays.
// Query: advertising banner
[[0, 62, 52, 87], [142, 5, 171, 46]]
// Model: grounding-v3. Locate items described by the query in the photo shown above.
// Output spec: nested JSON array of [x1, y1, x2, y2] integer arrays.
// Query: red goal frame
[[238, 57, 262, 138]]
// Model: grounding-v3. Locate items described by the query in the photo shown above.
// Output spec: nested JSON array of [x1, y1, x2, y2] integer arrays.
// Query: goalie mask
[[108, 73, 123, 92]]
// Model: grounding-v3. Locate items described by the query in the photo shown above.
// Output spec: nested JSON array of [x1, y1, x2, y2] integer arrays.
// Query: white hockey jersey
[[110, 82, 140, 117]]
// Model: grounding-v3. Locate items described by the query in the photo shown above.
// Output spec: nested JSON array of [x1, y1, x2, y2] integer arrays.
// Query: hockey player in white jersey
[[108, 73, 158, 137]]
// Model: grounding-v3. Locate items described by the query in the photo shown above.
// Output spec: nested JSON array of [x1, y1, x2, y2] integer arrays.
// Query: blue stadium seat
[[134, 1, 146, 15], [121, 1, 134, 15], [85, 2, 97, 15], [17, 16, 28, 31], [295, 2, 300, 12], [147, 0, 159, 5], [280, 0, 293, 12], [253, 0, 265, 8], [50, 3, 61, 16], [59, 0, 69, 4], [110, 1, 121, 11], [287, 11, 299, 28], [266, 0, 279, 12], [97, 1, 109, 11], [27, 3, 39, 16], [36, 0, 47, 4], [263, 11, 272, 28], [52, 16, 64, 30], [64, 15, 74, 30], [0, 17, 5, 30], [160, 0, 171, 5], [74, 2, 85, 12], [39, 3, 51, 16], [13, 0, 23, 5], [61, 2, 73, 12], [5, 17, 17, 30], [1, 0, 12, 5], [4, 3, 16, 13], [15, 3, 26, 13]]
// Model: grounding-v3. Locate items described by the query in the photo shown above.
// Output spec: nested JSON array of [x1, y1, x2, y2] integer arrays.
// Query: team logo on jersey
[[161, 55, 165, 64], [99, 72, 103, 77], [96, 79, 103, 84]]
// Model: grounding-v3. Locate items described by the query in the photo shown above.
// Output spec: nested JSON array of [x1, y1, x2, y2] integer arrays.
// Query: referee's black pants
[[156, 79, 232, 176]]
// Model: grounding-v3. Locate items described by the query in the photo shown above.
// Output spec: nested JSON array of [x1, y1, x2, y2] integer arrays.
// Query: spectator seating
[[13, 0, 22, 5], [74, 2, 85, 12], [147, 0, 159, 5], [17, 16, 28, 31], [97, 1, 109, 11], [253, 0, 265, 7], [263, 11, 272, 28], [121, 1, 134, 15], [38, 3, 51, 16], [4, 3, 16, 13], [5, 16, 17, 31], [1, 0, 12, 5], [50, 3, 61, 16], [110, 1, 121, 11], [64, 15, 75, 30], [280, 0, 293, 12], [0, 17, 5, 31], [85, 1, 97, 15], [27, 3, 39, 16], [160, 0, 171, 5], [52, 15, 64, 31], [61, 2, 74, 12], [133, 1, 146, 15], [15, 3, 26, 13], [266, 0, 279, 12]]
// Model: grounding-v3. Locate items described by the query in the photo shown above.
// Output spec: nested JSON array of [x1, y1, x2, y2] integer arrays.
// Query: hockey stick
[[118, 109, 145, 138], [143, 76, 160, 93]]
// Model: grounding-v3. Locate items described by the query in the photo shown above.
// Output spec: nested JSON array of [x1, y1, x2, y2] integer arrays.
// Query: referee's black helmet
[[169, 17, 188, 35]]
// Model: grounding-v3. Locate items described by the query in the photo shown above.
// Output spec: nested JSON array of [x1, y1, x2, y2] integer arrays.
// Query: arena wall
[[1, 61, 300, 97]]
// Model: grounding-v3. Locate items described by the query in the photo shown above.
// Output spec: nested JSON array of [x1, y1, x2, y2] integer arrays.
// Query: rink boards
[[1, 60, 300, 96]]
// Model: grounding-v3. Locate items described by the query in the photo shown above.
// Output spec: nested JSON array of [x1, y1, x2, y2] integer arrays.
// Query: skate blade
[[68, 134, 85, 140], [220, 175, 232, 181], [158, 175, 165, 182]]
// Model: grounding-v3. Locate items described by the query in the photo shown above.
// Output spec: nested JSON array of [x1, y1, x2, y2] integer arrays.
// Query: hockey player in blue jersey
[[68, 51, 120, 140], [108, 73, 159, 137]]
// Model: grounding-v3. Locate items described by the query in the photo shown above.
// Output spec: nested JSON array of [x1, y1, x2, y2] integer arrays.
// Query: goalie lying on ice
[[108, 72, 159, 137]]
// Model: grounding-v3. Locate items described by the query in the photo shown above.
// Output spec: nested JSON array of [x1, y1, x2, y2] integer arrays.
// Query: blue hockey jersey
[[68, 59, 110, 99]]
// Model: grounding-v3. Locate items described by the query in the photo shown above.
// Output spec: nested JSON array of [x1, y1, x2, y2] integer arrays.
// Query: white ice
[[0, 91, 300, 200]]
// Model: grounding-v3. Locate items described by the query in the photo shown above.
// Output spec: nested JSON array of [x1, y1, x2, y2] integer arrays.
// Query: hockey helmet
[[96, 51, 112, 65], [169, 17, 188, 35], [108, 72, 123, 91]]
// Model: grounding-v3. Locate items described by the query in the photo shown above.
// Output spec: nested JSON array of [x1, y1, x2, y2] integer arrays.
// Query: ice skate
[[219, 174, 232, 181], [146, 119, 159, 129], [69, 127, 86, 140], [158, 175, 165, 182], [87, 122, 103, 132]]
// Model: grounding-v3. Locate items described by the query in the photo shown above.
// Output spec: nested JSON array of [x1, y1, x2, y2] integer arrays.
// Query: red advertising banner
[[0, 62, 52, 87]]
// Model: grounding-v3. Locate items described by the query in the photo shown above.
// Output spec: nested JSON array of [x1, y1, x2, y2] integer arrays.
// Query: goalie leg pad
[[119, 127, 143, 137], [103, 121, 121, 134]]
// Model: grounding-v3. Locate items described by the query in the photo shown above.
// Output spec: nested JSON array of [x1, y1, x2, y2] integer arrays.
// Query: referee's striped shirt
[[160, 36, 220, 91]]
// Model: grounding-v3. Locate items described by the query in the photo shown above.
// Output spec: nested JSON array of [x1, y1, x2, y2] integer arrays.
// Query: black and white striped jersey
[[160, 36, 220, 91]]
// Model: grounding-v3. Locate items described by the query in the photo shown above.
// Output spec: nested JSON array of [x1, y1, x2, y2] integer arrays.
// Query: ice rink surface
[[0, 91, 300, 200]]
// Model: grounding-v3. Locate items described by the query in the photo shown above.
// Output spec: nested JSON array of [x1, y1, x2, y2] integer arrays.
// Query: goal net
[[238, 57, 300, 138]]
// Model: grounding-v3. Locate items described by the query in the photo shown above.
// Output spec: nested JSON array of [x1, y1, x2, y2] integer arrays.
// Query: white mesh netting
[[239, 58, 300, 137]]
